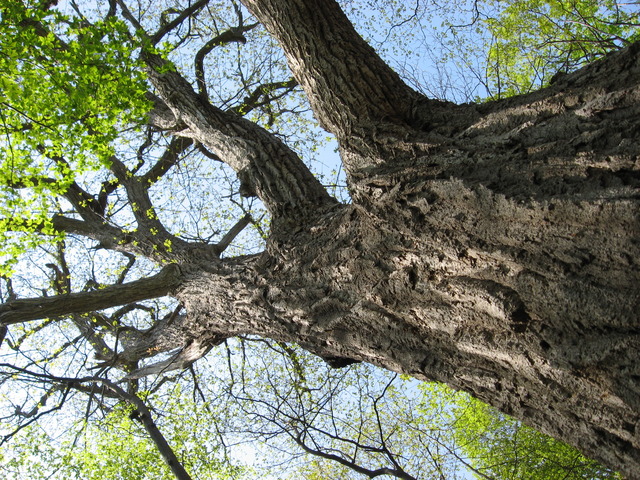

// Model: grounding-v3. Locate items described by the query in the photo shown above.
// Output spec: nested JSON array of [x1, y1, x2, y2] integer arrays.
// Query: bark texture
[[1, 0, 638, 476]]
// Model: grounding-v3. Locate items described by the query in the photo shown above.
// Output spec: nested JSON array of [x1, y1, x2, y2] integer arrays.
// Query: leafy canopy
[[0, 1, 149, 273], [483, 0, 640, 97], [420, 382, 622, 479], [1, 386, 248, 480]]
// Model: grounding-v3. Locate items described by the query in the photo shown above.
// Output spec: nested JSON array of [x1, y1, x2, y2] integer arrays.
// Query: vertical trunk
[[242, 0, 419, 134]]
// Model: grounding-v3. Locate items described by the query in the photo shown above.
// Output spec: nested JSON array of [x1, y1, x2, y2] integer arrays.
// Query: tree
[[465, 0, 640, 98], [0, 0, 639, 477]]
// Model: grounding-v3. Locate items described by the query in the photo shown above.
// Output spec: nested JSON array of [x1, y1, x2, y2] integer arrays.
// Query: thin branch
[[214, 214, 252, 254], [0, 382, 72, 447], [116, 253, 136, 285], [230, 79, 299, 116], [100, 378, 195, 480], [114, 0, 143, 32], [372, 374, 402, 468], [0, 364, 194, 480], [291, 430, 418, 480], [141, 137, 193, 185], [195, 26, 257, 99], [150, 0, 211, 46]]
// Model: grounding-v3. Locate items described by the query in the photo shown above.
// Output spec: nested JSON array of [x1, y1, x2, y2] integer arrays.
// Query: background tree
[[0, 0, 639, 478]]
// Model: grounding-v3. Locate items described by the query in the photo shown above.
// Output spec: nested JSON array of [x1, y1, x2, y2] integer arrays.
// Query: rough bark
[[142, 51, 338, 225], [1, 0, 638, 476]]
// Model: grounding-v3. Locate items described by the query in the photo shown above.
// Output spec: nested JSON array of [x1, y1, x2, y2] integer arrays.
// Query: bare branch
[[99, 378, 195, 480], [214, 214, 252, 254], [141, 136, 193, 185], [114, 0, 143, 32], [0, 376, 72, 447], [195, 26, 257, 99], [291, 431, 418, 480], [115, 253, 136, 285], [0, 364, 194, 480], [0, 264, 182, 325], [150, 0, 211, 46], [231, 78, 299, 116], [122, 337, 219, 380]]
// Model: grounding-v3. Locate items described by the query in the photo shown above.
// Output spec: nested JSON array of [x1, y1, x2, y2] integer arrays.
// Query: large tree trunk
[[170, 0, 640, 475]]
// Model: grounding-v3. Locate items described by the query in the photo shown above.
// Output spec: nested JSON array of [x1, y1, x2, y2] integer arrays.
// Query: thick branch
[[239, 0, 433, 138], [0, 264, 182, 325], [50, 215, 157, 259], [146, 91, 184, 130], [143, 52, 337, 223]]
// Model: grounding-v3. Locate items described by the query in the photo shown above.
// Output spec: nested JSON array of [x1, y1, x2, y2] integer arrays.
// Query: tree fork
[[142, 51, 337, 224]]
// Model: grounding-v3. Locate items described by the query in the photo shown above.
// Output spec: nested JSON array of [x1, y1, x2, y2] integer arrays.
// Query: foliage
[[419, 382, 622, 480], [482, 0, 640, 97], [0, 386, 248, 480], [0, 1, 150, 273], [394, 0, 640, 100]]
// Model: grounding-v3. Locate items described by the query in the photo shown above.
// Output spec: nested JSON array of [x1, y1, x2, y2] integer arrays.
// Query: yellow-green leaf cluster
[[483, 0, 639, 97], [0, 1, 151, 273]]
